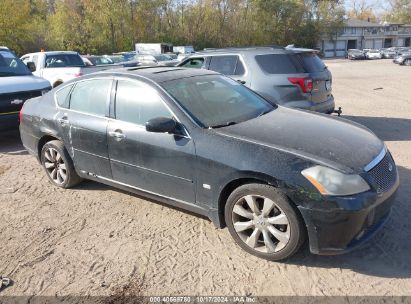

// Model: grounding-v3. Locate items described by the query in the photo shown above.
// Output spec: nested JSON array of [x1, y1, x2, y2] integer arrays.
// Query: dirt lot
[[1, 59, 411, 297]]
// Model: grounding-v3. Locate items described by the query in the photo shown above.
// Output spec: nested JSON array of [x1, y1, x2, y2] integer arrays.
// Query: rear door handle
[[58, 115, 69, 125], [109, 130, 126, 141]]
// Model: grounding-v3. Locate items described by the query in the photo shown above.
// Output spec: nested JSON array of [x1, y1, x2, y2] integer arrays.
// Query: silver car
[[135, 54, 179, 66], [178, 47, 335, 114]]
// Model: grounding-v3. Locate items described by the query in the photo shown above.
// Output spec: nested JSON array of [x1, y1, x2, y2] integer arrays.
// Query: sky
[[344, 0, 392, 16]]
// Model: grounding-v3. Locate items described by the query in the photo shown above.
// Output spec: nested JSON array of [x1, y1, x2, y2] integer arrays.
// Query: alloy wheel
[[231, 194, 290, 253], [43, 147, 67, 184]]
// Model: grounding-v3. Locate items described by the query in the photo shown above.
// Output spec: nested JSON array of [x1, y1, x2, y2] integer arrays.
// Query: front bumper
[[0, 112, 19, 131], [298, 176, 399, 255]]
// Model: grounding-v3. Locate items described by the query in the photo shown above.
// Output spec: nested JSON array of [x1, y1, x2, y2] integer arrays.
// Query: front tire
[[225, 184, 306, 261], [405, 59, 411, 66], [41, 140, 82, 188]]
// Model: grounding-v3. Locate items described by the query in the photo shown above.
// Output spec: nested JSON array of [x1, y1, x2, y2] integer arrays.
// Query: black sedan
[[19, 67, 399, 261]]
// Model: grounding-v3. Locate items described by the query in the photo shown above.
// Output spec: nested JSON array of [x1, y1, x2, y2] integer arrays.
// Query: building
[[320, 19, 411, 57]]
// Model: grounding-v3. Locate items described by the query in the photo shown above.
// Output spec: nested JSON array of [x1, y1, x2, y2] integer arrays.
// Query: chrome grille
[[367, 152, 397, 193]]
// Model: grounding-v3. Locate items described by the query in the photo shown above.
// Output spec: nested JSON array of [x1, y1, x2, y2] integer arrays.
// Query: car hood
[[0, 75, 51, 94], [214, 107, 384, 174]]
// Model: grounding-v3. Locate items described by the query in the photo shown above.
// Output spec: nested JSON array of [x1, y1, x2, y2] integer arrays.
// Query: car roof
[[195, 46, 294, 55], [98, 66, 219, 83], [194, 46, 318, 56], [26, 51, 79, 56]]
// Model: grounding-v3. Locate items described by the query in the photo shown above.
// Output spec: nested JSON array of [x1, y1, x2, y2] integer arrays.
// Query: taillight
[[288, 77, 313, 93], [19, 109, 23, 123], [74, 72, 83, 77]]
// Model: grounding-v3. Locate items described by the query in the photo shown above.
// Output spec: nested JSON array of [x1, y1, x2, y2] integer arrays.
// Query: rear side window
[[55, 84, 73, 108], [115, 80, 172, 125], [255, 54, 304, 74], [70, 79, 111, 116], [209, 55, 245, 75], [295, 53, 326, 73]]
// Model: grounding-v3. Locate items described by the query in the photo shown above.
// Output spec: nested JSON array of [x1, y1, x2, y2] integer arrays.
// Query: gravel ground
[[0, 59, 410, 297]]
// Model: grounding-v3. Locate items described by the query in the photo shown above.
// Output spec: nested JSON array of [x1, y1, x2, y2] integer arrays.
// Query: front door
[[107, 79, 196, 203]]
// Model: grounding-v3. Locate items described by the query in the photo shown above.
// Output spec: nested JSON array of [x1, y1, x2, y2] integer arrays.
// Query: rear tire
[[41, 140, 82, 188], [225, 183, 306, 261]]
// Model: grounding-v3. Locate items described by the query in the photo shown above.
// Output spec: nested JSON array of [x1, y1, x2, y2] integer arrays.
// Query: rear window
[[45, 54, 85, 68], [295, 52, 327, 73], [255, 54, 304, 74]]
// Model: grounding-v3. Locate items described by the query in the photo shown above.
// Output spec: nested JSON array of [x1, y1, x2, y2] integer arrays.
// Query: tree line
[[0, 0, 409, 56]]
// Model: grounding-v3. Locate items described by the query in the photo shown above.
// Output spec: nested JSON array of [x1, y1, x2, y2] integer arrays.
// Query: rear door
[[294, 52, 332, 104], [59, 77, 113, 178]]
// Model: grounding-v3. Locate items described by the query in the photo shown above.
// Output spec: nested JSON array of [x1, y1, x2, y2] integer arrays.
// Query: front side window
[[162, 75, 274, 128], [181, 58, 205, 69], [70, 79, 111, 116], [115, 80, 172, 125]]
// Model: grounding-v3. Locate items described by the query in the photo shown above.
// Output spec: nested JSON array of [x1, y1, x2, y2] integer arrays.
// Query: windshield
[[295, 52, 327, 72], [107, 55, 124, 63], [88, 56, 114, 65], [0, 50, 31, 77], [45, 54, 85, 68], [162, 75, 275, 128]]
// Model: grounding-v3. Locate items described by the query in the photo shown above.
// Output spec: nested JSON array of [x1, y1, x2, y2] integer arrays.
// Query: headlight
[[301, 166, 370, 196]]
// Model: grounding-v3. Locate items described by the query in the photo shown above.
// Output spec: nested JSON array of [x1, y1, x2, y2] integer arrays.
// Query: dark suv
[[178, 47, 335, 113]]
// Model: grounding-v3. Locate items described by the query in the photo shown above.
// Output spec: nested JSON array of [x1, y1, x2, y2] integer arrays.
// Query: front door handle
[[109, 130, 126, 141], [237, 80, 246, 84]]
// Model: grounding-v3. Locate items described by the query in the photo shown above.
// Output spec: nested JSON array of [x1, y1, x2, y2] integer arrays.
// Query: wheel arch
[[216, 172, 286, 228], [37, 134, 62, 160]]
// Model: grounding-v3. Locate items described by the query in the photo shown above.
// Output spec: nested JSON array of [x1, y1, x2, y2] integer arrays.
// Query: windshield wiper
[[258, 109, 272, 117], [209, 121, 237, 129]]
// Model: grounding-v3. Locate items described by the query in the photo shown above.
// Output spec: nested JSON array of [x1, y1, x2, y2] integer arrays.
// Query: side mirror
[[26, 61, 36, 72], [146, 117, 177, 133]]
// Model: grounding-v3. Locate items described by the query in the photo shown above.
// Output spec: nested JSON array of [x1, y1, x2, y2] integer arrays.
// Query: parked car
[[20, 51, 119, 88], [347, 49, 366, 60], [135, 54, 179, 66], [102, 55, 140, 67], [380, 49, 397, 59], [20, 67, 399, 261], [366, 49, 382, 59], [394, 52, 411, 65], [178, 47, 335, 114], [0, 47, 51, 130], [393, 49, 411, 64], [82, 55, 114, 66]]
